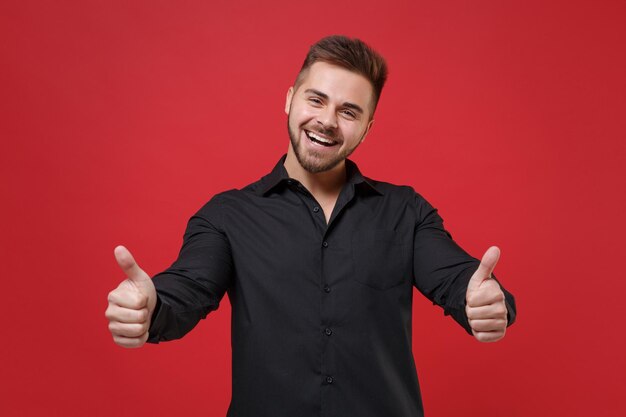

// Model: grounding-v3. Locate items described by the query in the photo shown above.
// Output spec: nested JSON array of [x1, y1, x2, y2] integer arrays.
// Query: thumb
[[467, 246, 500, 292], [114, 245, 149, 283]]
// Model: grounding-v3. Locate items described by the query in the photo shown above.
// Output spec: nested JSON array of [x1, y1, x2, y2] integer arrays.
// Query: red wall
[[2, 1, 625, 416]]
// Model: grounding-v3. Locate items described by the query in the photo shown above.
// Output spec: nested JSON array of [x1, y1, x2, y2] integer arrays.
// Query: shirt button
[[326, 376, 333, 384], [313, 206, 320, 213], [322, 241, 328, 248], [324, 328, 332, 336], [323, 285, 331, 293]]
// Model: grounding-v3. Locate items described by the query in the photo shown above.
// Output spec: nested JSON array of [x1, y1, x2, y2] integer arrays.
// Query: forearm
[[147, 196, 234, 342], [412, 192, 517, 335], [147, 284, 220, 343]]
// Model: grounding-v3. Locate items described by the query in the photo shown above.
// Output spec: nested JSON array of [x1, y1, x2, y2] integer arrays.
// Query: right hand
[[105, 246, 157, 348]]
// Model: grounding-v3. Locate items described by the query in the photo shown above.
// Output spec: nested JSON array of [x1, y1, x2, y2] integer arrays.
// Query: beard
[[287, 114, 358, 174]]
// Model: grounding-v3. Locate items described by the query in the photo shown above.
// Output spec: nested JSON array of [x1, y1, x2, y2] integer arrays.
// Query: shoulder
[[363, 176, 430, 203], [362, 176, 439, 222], [193, 175, 265, 217]]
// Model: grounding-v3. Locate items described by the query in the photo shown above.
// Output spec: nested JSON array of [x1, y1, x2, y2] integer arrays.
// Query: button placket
[[319, 234, 335, 398]]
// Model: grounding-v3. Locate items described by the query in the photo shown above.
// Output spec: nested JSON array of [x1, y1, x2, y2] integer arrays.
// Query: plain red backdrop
[[1, 1, 625, 416]]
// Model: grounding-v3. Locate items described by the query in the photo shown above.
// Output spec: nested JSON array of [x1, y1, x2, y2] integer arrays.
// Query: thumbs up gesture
[[465, 246, 508, 343], [105, 246, 157, 348]]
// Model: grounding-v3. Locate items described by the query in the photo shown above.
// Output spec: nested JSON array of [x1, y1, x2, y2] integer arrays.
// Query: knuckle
[[113, 335, 143, 349], [113, 335, 126, 347], [128, 337, 144, 349], [140, 322, 149, 334], [131, 324, 144, 337], [137, 293, 148, 306], [131, 292, 147, 308], [466, 294, 476, 306], [125, 308, 140, 323], [123, 323, 139, 337], [139, 309, 149, 322], [129, 323, 147, 337]]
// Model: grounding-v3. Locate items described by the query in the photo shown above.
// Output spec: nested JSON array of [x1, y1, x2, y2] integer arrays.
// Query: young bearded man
[[106, 35, 517, 417]]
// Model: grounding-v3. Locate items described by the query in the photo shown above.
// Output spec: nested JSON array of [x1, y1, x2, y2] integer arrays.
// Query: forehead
[[296, 62, 374, 112]]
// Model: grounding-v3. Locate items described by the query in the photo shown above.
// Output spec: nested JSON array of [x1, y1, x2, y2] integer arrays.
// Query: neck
[[283, 147, 346, 197]]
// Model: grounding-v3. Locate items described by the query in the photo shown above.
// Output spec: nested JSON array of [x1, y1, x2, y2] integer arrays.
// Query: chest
[[222, 193, 415, 291]]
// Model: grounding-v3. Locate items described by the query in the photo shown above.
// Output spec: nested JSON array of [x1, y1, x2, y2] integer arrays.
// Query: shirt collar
[[257, 154, 384, 197]]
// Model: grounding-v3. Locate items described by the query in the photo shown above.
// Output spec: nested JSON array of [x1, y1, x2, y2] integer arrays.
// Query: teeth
[[307, 131, 336, 145]]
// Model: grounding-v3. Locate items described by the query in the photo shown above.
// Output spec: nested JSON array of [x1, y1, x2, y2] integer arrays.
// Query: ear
[[284, 86, 294, 115], [359, 118, 375, 144]]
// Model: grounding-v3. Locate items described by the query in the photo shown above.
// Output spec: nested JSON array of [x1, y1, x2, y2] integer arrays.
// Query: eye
[[341, 109, 357, 119], [308, 97, 323, 105]]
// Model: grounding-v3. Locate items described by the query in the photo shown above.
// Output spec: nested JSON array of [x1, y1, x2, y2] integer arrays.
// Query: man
[[106, 35, 516, 417]]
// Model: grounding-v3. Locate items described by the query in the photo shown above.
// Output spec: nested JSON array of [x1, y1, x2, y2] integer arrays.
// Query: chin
[[296, 148, 344, 174]]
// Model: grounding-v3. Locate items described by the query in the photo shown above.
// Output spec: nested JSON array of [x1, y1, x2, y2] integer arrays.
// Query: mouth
[[305, 130, 339, 147]]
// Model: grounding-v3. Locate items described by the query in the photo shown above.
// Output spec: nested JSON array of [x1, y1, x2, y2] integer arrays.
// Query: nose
[[316, 106, 338, 130]]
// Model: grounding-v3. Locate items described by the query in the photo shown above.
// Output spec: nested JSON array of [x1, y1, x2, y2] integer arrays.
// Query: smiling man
[[106, 35, 517, 417], [286, 61, 374, 175]]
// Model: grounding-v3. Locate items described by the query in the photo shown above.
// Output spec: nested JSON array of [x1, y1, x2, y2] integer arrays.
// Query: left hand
[[466, 246, 508, 342]]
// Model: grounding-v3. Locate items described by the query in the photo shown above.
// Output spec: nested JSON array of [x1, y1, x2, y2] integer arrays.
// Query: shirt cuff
[[147, 295, 166, 344]]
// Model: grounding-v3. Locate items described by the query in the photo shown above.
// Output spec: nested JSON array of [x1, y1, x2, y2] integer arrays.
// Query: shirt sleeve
[[147, 195, 234, 343], [411, 191, 517, 335]]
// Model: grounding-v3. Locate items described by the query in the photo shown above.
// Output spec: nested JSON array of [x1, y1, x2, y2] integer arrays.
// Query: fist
[[465, 246, 508, 343], [105, 246, 157, 348]]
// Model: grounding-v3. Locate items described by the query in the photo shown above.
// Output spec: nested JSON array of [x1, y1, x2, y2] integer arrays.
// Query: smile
[[305, 130, 338, 147]]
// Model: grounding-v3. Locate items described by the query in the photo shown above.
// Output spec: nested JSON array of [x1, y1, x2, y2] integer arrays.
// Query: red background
[[2, 1, 625, 416]]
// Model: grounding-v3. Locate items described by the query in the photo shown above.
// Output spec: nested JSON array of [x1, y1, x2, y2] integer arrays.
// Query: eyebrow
[[304, 88, 365, 114]]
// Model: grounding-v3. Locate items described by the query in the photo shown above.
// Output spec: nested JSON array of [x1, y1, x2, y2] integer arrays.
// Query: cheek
[[299, 108, 317, 123], [341, 123, 366, 142], [291, 102, 318, 121]]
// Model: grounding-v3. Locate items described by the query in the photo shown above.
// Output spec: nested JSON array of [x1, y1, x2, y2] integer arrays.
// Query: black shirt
[[147, 155, 517, 417]]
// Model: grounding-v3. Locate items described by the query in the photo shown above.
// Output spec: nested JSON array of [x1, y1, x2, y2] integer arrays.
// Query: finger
[[465, 303, 508, 320], [472, 330, 506, 343], [112, 333, 149, 349], [108, 321, 149, 338], [105, 304, 149, 323], [107, 287, 148, 309], [466, 280, 505, 307], [467, 246, 500, 292], [468, 318, 507, 332], [114, 245, 149, 283]]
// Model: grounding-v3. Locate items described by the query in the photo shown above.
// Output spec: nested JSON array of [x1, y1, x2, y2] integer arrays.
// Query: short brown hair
[[295, 35, 388, 114]]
